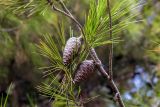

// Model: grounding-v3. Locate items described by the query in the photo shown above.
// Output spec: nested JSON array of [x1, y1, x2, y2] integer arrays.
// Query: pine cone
[[73, 60, 95, 83], [63, 37, 82, 66]]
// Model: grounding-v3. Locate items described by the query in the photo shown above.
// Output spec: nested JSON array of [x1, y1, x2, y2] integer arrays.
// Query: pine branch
[[46, 0, 125, 107]]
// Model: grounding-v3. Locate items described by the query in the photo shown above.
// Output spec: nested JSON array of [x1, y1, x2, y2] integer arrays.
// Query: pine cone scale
[[73, 60, 95, 83], [63, 37, 81, 66]]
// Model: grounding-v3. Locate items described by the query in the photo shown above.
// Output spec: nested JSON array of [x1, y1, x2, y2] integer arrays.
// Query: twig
[[58, 0, 84, 36], [107, 0, 113, 80], [47, 0, 84, 36], [46, 0, 125, 107], [106, 1, 125, 105], [58, 0, 72, 16]]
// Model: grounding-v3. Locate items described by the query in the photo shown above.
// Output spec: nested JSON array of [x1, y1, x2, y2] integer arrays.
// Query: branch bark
[[107, 0, 113, 80], [46, 0, 125, 107]]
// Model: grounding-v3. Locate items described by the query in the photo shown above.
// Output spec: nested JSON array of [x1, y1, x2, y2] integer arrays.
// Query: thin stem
[[110, 80, 125, 107], [58, 0, 72, 16], [107, 0, 113, 80], [47, 0, 85, 36], [106, 1, 125, 106], [58, 0, 84, 36], [46, 0, 125, 107]]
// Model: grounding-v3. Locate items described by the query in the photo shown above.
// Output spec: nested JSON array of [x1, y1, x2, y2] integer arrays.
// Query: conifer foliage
[[0, 0, 143, 106]]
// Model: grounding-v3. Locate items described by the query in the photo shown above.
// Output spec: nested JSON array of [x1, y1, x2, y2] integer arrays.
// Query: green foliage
[[0, 0, 159, 106], [84, 0, 108, 47], [37, 34, 62, 64], [0, 0, 48, 17], [0, 83, 13, 107], [0, 31, 14, 60], [36, 34, 80, 106], [26, 94, 37, 107], [84, 0, 141, 48], [36, 0, 145, 106]]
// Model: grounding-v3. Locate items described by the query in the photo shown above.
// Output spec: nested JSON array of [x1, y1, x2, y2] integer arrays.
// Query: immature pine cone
[[63, 37, 82, 66], [73, 60, 95, 83]]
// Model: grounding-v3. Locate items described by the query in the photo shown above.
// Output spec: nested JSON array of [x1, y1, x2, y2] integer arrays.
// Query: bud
[[73, 60, 95, 83], [63, 37, 82, 66]]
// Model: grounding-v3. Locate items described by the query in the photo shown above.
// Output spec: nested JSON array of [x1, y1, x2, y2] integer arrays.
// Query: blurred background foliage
[[0, 0, 160, 107]]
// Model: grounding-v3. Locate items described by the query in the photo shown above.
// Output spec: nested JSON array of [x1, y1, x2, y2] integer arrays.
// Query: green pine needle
[[84, 0, 143, 48]]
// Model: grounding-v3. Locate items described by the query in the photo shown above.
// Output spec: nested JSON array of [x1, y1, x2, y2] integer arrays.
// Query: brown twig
[[48, 0, 84, 36], [58, 0, 72, 16], [107, 0, 113, 80], [46, 0, 125, 107], [106, 1, 125, 105]]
